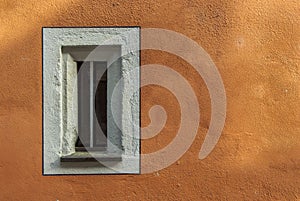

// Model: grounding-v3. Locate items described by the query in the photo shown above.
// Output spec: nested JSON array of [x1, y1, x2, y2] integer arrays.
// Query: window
[[43, 27, 140, 174], [75, 61, 108, 151]]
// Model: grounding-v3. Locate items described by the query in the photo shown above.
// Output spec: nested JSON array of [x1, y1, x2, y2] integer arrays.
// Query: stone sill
[[60, 151, 122, 163]]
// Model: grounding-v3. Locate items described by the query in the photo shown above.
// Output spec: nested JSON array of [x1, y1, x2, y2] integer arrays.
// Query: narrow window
[[75, 61, 108, 151], [43, 27, 140, 174]]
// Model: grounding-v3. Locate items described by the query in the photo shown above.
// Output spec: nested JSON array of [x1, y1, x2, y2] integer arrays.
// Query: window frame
[[42, 27, 140, 175]]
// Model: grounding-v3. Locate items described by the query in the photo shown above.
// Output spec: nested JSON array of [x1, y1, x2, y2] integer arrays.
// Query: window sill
[[60, 151, 122, 163]]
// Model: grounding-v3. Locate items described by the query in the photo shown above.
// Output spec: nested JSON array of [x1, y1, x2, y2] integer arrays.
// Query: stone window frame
[[42, 27, 140, 175]]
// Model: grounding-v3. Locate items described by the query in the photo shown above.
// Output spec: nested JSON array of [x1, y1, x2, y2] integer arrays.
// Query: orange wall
[[0, 0, 299, 200]]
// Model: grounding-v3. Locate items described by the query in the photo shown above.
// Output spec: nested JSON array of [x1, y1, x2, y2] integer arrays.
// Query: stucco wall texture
[[0, 0, 299, 200]]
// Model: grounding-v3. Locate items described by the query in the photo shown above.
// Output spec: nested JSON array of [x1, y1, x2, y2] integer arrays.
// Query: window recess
[[60, 45, 122, 163]]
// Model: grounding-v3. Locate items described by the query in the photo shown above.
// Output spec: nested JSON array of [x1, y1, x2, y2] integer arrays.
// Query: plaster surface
[[0, 0, 299, 200]]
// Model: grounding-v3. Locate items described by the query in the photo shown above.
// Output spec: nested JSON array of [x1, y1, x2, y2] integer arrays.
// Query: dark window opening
[[75, 61, 108, 151]]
